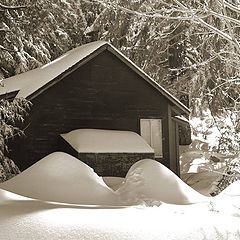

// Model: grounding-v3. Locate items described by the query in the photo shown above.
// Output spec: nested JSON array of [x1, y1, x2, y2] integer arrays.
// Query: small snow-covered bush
[[190, 109, 240, 154], [0, 157, 20, 182], [211, 157, 240, 196], [0, 97, 31, 179]]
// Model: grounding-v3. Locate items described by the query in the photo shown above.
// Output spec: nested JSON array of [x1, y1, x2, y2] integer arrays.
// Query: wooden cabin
[[0, 41, 190, 177]]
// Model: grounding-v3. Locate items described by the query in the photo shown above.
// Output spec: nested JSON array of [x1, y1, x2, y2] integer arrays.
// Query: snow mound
[[1, 188, 240, 240], [103, 177, 124, 191], [117, 159, 208, 205], [218, 180, 240, 197], [61, 129, 154, 153], [181, 171, 220, 196], [208, 181, 240, 216], [215, 180, 240, 210], [0, 188, 29, 202], [0, 152, 121, 205]]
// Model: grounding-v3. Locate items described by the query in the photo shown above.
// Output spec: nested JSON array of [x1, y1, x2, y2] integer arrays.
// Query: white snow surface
[[61, 129, 154, 153], [1, 188, 240, 240], [103, 177, 124, 191], [219, 180, 240, 197], [1, 157, 240, 239], [181, 171, 220, 196], [117, 159, 208, 205], [0, 152, 121, 205]]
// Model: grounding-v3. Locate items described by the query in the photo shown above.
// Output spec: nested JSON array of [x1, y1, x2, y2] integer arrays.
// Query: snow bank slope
[[0, 152, 121, 205], [1, 188, 240, 240], [61, 129, 154, 153], [218, 180, 240, 197], [117, 159, 208, 205], [214, 180, 240, 211]]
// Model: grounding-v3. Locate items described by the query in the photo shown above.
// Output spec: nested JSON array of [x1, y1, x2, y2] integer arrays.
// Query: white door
[[140, 119, 163, 157]]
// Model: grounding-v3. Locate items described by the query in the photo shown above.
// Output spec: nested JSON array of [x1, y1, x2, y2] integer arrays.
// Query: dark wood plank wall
[[10, 50, 172, 171]]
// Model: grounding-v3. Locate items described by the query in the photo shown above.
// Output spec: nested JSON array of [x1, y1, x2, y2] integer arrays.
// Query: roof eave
[[27, 44, 109, 100]]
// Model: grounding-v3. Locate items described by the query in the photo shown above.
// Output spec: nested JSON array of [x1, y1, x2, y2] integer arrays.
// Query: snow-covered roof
[[0, 40, 190, 114], [172, 115, 189, 125], [0, 41, 106, 99], [61, 129, 154, 153]]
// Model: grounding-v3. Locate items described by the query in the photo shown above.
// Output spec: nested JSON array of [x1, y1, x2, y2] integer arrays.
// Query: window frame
[[140, 118, 163, 158]]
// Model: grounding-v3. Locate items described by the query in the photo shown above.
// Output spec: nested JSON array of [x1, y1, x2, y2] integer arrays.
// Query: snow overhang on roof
[[172, 116, 190, 126], [0, 41, 190, 115], [61, 129, 154, 153]]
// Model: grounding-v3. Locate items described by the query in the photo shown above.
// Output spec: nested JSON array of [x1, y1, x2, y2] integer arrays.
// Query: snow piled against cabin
[[1, 152, 240, 239]]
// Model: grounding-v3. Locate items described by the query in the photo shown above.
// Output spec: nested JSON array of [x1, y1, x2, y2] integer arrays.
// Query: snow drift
[[117, 159, 208, 205], [1, 157, 240, 239], [1, 188, 240, 240], [0, 152, 121, 205], [60, 129, 154, 153], [218, 180, 240, 197], [214, 180, 240, 212]]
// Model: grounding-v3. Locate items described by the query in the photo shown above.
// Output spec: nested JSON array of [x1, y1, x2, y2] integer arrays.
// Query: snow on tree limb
[[0, 45, 16, 52], [85, 0, 240, 53], [208, 10, 240, 26], [0, 2, 28, 10], [221, 0, 240, 13]]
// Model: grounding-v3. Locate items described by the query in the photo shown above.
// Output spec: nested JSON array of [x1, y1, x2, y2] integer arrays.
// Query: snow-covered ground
[[1, 188, 240, 240], [179, 142, 228, 196], [0, 152, 240, 239]]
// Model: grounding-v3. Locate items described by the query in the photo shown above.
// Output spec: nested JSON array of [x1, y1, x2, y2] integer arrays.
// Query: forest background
[[0, 0, 239, 183]]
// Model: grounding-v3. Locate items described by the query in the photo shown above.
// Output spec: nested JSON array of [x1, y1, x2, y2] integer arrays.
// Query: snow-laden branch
[[208, 10, 240, 26], [0, 2, 28, 10], [172, 0, 188, 10], [0, 44, 16, 52], [82, 0, 208, 20], [195, 18, 240, 54], [222, 0, 240, 13], [210, 78, 240, 93], [85, 0, 240, 54]]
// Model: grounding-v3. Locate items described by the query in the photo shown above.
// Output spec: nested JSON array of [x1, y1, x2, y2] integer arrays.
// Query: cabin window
[[140, 119, 163, 158]]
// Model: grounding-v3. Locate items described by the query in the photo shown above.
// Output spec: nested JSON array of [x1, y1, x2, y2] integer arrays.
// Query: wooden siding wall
[[10, 50, 172, 172]]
